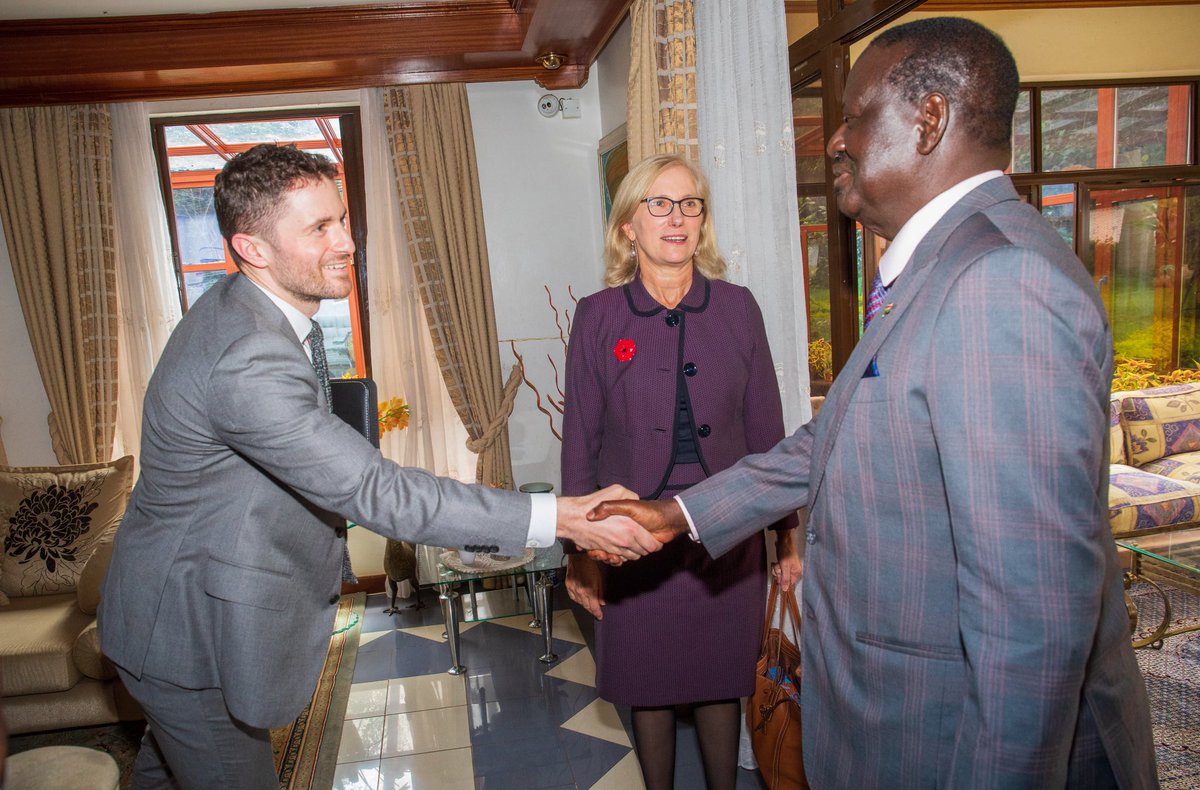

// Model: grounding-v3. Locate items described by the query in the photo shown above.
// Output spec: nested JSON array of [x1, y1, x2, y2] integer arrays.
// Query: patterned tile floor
[[330, 587, 770, 789]]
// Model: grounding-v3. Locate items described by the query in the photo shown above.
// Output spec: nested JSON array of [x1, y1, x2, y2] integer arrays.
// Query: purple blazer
[[562, 273, 795, 532]]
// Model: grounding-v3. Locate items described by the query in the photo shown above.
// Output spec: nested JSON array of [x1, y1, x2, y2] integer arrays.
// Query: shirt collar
[[244, 275, 314, 349], [877, 170, 1004, 287]]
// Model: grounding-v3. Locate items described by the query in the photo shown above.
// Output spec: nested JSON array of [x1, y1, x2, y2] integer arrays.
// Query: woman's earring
[[629, 240, 637, 260]]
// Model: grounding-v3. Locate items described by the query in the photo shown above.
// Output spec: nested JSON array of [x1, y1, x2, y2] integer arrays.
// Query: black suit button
[[329, 594, 340, 605], [665, 311, 680, 327], [334, 526, 347, 538], [683, 362, 697, 377], [698, 424, 711, 437]]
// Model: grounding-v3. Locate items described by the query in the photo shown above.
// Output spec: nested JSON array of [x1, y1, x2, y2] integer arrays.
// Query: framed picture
[[598, 123, 629, 222]]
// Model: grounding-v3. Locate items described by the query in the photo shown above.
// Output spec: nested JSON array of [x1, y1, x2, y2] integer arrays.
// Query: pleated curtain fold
[[627, 0, 699, 165], [381, 84, 520, 488], [0, 105, 119, 465]]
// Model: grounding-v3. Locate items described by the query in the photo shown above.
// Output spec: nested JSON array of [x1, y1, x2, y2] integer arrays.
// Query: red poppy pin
[[613, 339, 636, 362]]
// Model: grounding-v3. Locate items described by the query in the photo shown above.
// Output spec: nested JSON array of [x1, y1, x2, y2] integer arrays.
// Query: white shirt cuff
[[674, 495, 702, 543], [526, 493, 557, 548]]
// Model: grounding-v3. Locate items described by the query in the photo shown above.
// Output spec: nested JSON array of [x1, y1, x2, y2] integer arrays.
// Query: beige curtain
[[382, 84, 520, 488], [0, 105, 119, 465], [627, 0, 700, 165]]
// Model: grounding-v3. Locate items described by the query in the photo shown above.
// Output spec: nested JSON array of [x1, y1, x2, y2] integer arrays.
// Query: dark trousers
[[116, 666, 278, 790]]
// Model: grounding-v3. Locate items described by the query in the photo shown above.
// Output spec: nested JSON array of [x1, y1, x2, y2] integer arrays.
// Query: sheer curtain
[[696, 0, 810, 431], [359, 88, 476, 483], [110, 102, 181, 464]]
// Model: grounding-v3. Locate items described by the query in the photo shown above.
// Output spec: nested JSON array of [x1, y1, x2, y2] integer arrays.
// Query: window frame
[[150, 107, 373, 377]]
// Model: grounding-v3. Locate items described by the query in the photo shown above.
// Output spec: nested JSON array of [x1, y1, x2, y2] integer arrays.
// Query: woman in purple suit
[[562, 153, 801, 790]]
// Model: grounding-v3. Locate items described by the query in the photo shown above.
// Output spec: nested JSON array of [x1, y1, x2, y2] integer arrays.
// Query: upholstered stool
[[5, 745, 120, 790]]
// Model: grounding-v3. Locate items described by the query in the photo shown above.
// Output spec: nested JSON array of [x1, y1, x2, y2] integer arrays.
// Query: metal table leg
[[536, 572, 558, 664], [526, 570, 541, 629], [438, 585, 466, 674]]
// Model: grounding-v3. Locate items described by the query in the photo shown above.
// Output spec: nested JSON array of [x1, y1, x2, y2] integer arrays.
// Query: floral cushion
[[1140, 450, 1200, 485], [1120, 383, 1200, 467], [1108, 463, 1200, 534], [0, 456, 133, 601], [1109, 396, 1126, 466]]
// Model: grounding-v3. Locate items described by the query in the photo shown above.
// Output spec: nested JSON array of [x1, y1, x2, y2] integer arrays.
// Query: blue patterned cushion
[[1120, 383, 1200, 467], [1140, 451, 1200, 484], [1108, 464, 1200, 534]]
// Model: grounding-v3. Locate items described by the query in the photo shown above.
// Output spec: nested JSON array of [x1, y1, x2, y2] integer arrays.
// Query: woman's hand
[[772, 530, 803, 593], [566, 553, 605, 620]]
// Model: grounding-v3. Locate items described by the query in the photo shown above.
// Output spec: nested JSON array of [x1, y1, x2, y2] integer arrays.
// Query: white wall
[[0, 222, 56, 465]]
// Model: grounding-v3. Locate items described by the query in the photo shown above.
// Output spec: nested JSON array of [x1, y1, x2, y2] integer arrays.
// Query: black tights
[[631, 699, 740, 790]]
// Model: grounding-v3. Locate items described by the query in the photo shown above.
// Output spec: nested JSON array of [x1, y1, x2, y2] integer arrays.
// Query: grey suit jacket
[[99, 273, 531, 728], [680, 178, 1157, 788]]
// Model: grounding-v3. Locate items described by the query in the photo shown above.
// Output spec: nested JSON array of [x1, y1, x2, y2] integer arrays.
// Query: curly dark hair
[[214, 143, 339, 268], [872, 17, 1019, 151]]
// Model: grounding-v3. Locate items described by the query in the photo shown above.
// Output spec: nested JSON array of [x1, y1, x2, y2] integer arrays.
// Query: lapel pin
[[883, 304, 894, 316]]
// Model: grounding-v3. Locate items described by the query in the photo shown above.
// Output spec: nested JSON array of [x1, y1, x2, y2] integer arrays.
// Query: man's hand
[[585, 498, 690, 561], [566, 554, 605, 620], [557, 485, 661, 561]]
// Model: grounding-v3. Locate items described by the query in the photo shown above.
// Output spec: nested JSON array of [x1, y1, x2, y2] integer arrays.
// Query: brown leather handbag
[[747, 579, 810, 789]]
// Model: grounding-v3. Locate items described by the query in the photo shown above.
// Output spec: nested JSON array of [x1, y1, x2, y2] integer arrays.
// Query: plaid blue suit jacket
[[680, 177, 1158, 789]]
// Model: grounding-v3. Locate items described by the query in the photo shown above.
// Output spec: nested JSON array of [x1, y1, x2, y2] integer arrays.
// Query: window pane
[[793, 77, 833, 391], [1041, 88, 1099, 171], [1115, 85, 1191, 168], [172, 187, 226, 265], [170, 154, 228, 172], [1041, 184, 1075, 249], [206, 119, 323, 145], [1041, 85, 1191, 171], [165, 126, 203, 148], [1010, 90, 1032, 174], [182, 269, 226, 308], [314, 299, 356, 379], [1085, 185, 1200, 371]]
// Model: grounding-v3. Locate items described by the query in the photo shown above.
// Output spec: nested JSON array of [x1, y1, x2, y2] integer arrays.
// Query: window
[[1009, 80, 1200, 372], [152, 110, 370, 378]]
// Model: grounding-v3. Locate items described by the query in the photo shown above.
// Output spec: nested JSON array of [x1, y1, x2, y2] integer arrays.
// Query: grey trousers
[[116, 666, 279, 790]]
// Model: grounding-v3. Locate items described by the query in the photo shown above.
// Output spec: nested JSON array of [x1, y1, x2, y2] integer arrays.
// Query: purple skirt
[[594, 463, 767, 706]]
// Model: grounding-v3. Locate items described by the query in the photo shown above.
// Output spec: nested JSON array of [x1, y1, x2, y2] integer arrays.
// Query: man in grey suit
[[98, 143, 658, 789], [594, 18, 1158, 789]]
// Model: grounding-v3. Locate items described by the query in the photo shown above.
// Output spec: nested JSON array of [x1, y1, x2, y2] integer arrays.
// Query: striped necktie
[[864, 271, 889, 329], [307, 320, 333, 411], [307, 320, 358, 584]]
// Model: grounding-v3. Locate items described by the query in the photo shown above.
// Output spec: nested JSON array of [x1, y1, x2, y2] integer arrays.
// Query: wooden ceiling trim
[[786, 0, 1200, 10], [0, 0, 628, 107]]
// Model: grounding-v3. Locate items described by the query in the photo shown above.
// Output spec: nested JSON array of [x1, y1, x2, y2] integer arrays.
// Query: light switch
[[560, 97, 581, 119]]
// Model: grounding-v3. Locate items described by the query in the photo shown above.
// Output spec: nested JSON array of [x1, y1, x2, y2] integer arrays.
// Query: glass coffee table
[[416, 543, 566, 674], [1116, 527, 1200, 649]]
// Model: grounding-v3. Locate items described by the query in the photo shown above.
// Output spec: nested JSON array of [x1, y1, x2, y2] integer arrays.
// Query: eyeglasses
[[641, 196, 705, 217]]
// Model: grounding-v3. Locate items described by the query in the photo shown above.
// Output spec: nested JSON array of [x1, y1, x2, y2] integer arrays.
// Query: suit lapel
[[806, 178, 1020, 507]]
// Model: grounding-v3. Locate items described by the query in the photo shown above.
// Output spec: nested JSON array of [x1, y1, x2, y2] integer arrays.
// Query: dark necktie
[[864, 271, 889, 329], [307, 320, 333, 411], [307, 320, 357, 584]]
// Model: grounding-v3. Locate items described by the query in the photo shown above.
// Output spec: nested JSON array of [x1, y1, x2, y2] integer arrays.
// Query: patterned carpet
[[1130, 582, 1200, 790]]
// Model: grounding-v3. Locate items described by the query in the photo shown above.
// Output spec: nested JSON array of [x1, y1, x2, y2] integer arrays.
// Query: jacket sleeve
[[929, 246, 1111, 787], [560, 296, 606, 496], [206, 329, 532, 554], [739, 287, 800, 532]]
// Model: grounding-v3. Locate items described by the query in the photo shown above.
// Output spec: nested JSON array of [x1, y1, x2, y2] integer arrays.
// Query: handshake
[[554, 485, 688, 564]]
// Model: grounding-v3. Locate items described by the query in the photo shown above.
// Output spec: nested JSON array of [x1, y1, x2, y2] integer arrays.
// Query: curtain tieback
[[465, 364, 523, 454]]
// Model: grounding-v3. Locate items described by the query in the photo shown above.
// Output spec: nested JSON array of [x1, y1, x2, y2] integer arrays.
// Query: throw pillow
[[0, 455, 134, 600]]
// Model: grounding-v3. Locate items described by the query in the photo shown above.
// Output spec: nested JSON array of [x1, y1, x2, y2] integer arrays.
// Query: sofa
[[0, 456, 141, 734], [1108, 382, 1200, 536]]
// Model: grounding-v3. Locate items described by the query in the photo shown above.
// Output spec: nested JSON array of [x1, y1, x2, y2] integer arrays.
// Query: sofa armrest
[[73, 621, 116, 681]]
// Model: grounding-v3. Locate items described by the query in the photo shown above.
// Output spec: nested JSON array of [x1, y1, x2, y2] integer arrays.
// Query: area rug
[[1130, 581, 1200, 790], [273, 591, 365, 789], [7, 592, 365, 790]]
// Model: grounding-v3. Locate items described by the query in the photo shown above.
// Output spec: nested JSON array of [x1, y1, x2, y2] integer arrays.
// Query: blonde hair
[[603, 153, 726, 287]]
